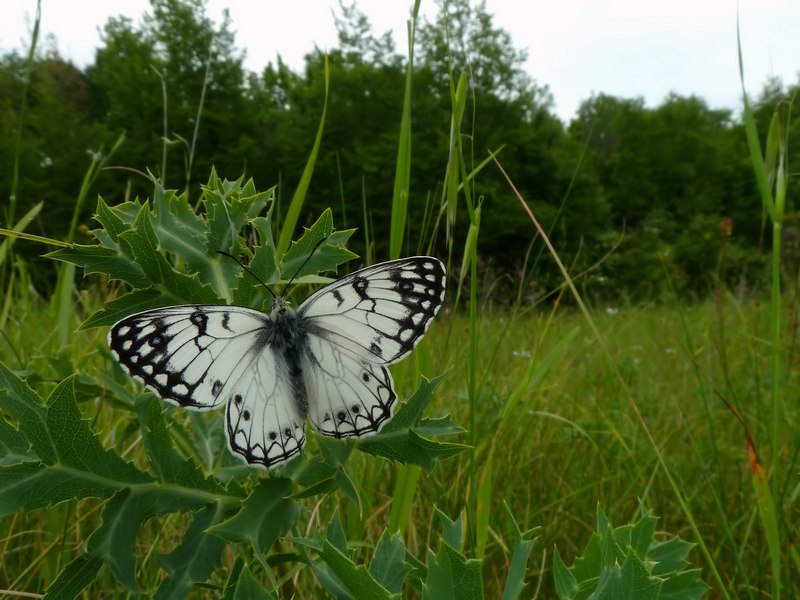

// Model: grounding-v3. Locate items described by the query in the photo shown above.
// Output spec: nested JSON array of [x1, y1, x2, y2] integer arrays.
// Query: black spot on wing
[[332, 289, 344, 307], [352, 276, 369, 299], [397, 277, 414, 294], [144, 319, 168, 350]]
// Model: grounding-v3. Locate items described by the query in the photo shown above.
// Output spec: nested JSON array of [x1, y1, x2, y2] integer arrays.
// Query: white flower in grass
[[86, 148, 103, 161], [605, 306, 618, 316]]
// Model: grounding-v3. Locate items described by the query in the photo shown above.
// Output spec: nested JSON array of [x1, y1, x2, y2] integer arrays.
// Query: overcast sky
[[2, 0, 798, 122]]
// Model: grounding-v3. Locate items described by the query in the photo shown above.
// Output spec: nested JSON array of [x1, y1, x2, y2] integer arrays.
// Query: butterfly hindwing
[[225, 350, 306, 468], [303, 332, 396, 438], [297, 256, 446, 365]]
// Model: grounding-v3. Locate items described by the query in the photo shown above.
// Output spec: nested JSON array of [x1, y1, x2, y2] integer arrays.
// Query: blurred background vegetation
[[1, 0, 797, 300]]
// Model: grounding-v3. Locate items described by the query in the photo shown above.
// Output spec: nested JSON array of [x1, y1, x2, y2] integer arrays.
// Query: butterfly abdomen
[[269, 303, 311, 419]]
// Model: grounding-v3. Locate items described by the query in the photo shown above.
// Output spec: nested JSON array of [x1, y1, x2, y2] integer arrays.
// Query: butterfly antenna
[[215, 251, 276, 299], [282, 236, 329, 294]]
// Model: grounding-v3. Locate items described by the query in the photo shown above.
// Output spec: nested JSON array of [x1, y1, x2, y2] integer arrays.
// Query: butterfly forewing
[[297, 257, 446, 364], [107, 256, 446, 469], [108, 305, 270, 408]]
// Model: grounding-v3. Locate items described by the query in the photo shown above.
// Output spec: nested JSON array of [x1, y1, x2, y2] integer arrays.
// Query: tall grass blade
[[389, 4, 420, 260], [186, 35, 214, 192], [387, 464, 421, 534], [747, 426, 781, 599], [474, 446, 493, 559], [444, 70, 469, 247], [361, 177, 374, 264], [149, 65, 169, 184], [386, 1, 426, 540], [738, 16, 791, 596]]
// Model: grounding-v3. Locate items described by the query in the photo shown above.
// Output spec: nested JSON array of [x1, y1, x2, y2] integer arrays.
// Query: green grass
[[416, 294, 793, 596], [0, 290, 793, 596]]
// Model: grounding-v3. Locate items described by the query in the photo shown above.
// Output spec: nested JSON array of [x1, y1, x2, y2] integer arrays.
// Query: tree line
[[2, 0, 797, 301]]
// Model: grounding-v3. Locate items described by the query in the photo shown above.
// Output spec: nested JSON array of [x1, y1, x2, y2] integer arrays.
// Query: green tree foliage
[[87, 0, 251, 196], [0, 51, 99, 234], [418, 0, 533, 99], [0, 0, 796, 298], [570, 92, 773, 296]]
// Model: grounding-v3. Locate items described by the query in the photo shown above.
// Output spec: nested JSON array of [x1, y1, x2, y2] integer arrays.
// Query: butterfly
[[108, 256, 446, 469]]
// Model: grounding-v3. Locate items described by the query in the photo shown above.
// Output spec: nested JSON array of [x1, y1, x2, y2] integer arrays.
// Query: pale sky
[[2, 0, 798, 122]]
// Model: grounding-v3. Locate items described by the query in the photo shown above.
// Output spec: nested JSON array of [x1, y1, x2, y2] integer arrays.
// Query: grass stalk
[[738, 16, 791, 595], [186, 35, 214, 193], [51, 133, 125, 349], [150, 65, 169, 184], [385, 1, 427, 542], [388, 1, 420, 260]]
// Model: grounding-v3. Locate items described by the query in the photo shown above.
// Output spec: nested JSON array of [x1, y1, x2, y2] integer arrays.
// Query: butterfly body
[[108, 256, 446, 469]]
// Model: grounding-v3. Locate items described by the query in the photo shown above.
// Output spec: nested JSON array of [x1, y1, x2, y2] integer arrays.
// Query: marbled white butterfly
[[108, 256, 446, 469]]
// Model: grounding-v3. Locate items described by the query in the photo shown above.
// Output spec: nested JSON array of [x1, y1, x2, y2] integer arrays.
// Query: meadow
[[1, 1, 798, 598], [0, 177, 797, 597]]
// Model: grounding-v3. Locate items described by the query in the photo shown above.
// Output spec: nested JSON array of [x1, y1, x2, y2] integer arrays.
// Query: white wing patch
[[108, 256, 445, 469]]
